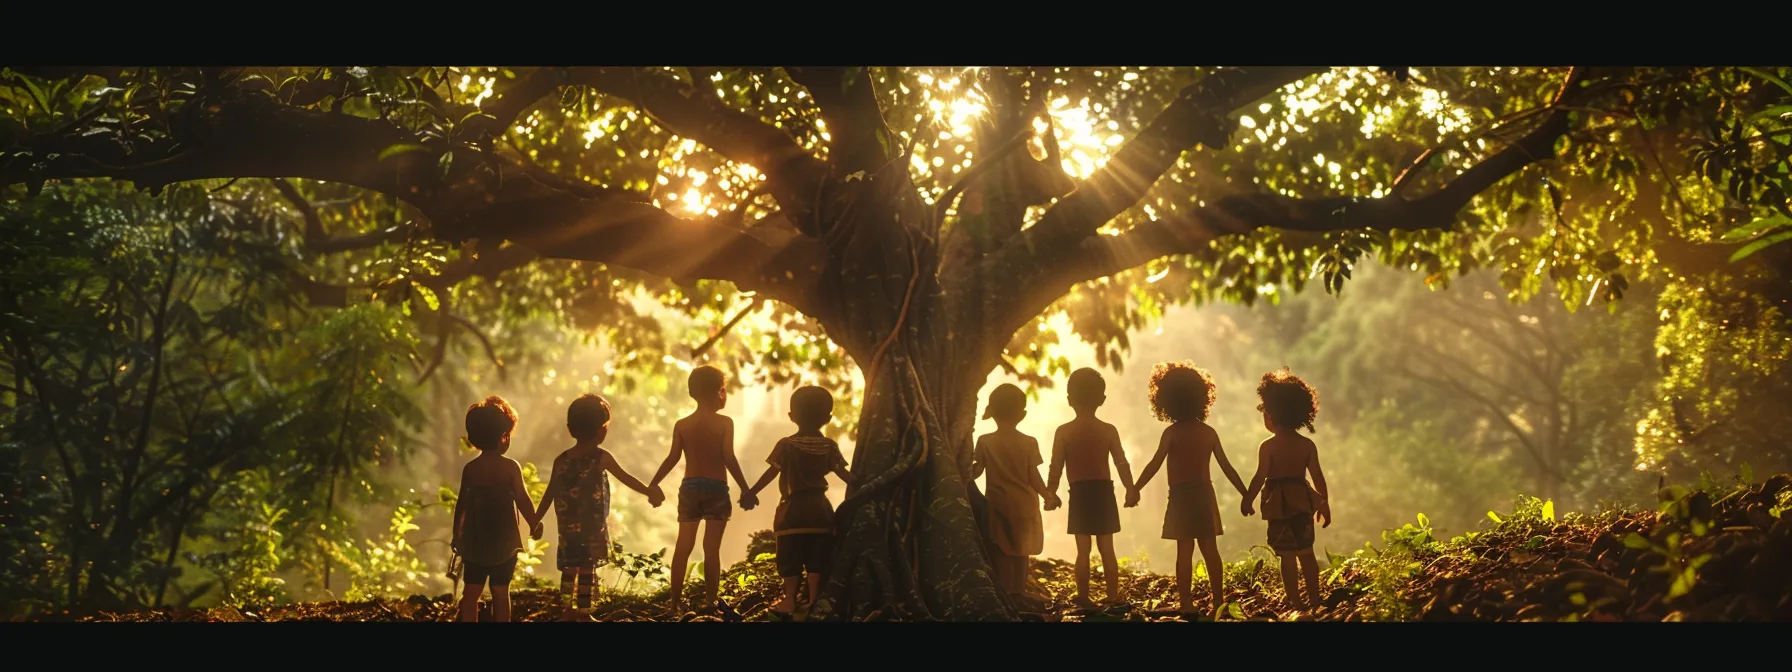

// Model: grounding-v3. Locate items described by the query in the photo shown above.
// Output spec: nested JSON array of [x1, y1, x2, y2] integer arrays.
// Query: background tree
[[5, 65, 1791, 620]]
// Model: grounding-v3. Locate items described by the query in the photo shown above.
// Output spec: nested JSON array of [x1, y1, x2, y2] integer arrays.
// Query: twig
[[688, 296, 764, 359]]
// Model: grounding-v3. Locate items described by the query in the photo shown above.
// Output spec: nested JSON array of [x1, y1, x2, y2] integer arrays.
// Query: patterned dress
[[550, 448, 613, 570]]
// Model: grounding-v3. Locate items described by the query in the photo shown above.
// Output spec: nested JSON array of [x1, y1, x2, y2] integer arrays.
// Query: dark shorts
[[1068, 480, 1121, 536], [678, 477, 732, 523], [1268, 516, 1316, 553], [775, 533, 835, 578], [1163, 481, 1223, 540], [463, 556, 517, 588]]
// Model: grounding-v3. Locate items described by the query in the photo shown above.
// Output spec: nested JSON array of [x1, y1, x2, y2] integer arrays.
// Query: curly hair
[[566, 393, 612, 440], [465, 395, 518, 451], [1148, 361, 1217, 423], [1256, 368, 1318, 433]]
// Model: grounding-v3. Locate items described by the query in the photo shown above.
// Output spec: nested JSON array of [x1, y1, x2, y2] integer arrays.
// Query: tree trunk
[[801, 170, 1011, 621]]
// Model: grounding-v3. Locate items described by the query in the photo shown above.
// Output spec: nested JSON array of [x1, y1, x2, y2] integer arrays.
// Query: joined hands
[[647, 484, 666, 508], [1042, 492, 1062, 511], [1123, 487, 1140, 508], [739, 491, 759, 511]]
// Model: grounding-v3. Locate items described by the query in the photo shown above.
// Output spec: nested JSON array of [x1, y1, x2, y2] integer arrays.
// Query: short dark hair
[[465, 395, 517, 451], [984, 383, 1027, 422], [688, 365, 726, 399], [566, 394, 612, 440], [1067, 368, 1106, 408], [790, 386, 833, 429], [1256, 368, 1319, 433], [1149, 361, 1217, 423]]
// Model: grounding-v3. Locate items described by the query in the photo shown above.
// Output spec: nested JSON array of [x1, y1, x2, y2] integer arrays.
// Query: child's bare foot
[[1072, 595, 1098, 609]]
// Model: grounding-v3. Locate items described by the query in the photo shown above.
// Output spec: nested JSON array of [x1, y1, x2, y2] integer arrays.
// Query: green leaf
[[378, 143, 427, 161], [1740, 67, 1792, 96], [1749, 104, 1792, 125], [1487, 510, 1503, 524], [1741, 463, 1755, 484], [438, 485, 457, 505], [1541, 500, 1555, 522], [1718, 215, 1792, 243], [414, 284, 440, 311], [1416, 512, 1430, 528], [1728, 230, 1792, 262], [1622, 533, 1651, 550], [438, 151, 455, 179], [1667, 566, 1696, 598]]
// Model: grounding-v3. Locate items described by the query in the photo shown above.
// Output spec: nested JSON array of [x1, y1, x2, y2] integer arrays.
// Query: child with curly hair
[[1241, 368, 1331, 611], [1128, 361, 1248, 615]]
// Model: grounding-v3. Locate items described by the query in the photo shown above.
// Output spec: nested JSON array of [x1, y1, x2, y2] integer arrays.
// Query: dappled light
[[4, 65, 1792, 623]]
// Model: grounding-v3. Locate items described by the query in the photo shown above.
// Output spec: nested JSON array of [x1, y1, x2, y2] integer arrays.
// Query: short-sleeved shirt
[[768, 435, 848, 536]]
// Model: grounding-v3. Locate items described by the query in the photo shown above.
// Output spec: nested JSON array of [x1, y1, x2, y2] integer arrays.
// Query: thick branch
[[270, 179, 411, 254], [784, 67, 896, 174], [1020, 67, 1325, 248], [1008, 67, 1592, 328], [570, 68, 832, 234]]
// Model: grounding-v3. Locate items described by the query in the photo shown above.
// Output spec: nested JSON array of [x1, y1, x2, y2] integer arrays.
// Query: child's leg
[[1296, 548, 1322, 607], [1277, 551, 1304, 609], [557, 569, 579, 617], [1197, 537, 1224, 610], [804, 571, 823, 608], [989, 552, 1012, 594], [1096, 534, 1121, 602], [458, 581, 485, 622], [1005, 555, 1028, 595], [1174, 539, 1195, 610], [489, 584, 511, 622], [668, 521, 699, 610], [576, 568, 596, 610], [1073, 534, 1093, 602], [701, 519, 727, 606]]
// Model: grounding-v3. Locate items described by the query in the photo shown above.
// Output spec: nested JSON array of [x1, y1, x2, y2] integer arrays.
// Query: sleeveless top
[[458, 483, 523, 566]]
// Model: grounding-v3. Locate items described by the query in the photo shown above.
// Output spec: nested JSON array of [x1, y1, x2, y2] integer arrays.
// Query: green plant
[[330, 502, 431, 602]]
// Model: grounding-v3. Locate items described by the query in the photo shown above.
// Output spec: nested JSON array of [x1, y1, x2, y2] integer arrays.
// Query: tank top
[[458, 483, 523, 566]]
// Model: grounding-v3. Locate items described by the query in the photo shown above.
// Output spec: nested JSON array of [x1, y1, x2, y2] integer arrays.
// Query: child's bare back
[[672, 412, 733, 482]]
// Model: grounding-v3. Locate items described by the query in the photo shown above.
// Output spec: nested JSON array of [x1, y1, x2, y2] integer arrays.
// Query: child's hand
[[1043, 493, 1061, 511], [648, 485, 665, 507], [1317, 504, 1332, 528], [739, 492, 756, 511], [1123, 488, 1140, 508], [1240, 502, 1254, 517]]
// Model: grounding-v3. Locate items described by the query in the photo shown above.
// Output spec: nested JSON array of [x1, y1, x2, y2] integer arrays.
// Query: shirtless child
[[648, 366, 753, 613], [1045, 368, 1137, 607], [971, 384, 1060, 603], [1241, 368, 1332, 611], [1128, 362, 1248, 615]]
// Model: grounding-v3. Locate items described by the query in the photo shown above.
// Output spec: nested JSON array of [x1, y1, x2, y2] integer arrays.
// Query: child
[[648, 365, 753, 613], [970, 383, 1060, 603], [1128, 361, 1248, 615], [1241, 368, 1332, 611], [450, 395, 541, 622], [1045, 367, 1137, 607], [534, 394, 664, 620], [743, 385, 854, 617]]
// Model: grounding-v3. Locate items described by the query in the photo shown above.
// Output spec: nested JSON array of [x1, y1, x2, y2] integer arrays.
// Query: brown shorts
[[1162, 481, 1223, 540], [462, 556, 517, 588], [775, 533, 834, 578], [1267, 515, 1315, 553], [678, 478, 732, 523], [1068, 480, 1121, 536]]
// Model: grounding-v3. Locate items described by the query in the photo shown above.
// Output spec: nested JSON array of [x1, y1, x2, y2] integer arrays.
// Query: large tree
[[4, 65, 1788, 620]]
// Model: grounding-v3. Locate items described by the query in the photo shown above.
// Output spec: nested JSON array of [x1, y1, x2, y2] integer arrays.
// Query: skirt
[[1162, 481, 1223, 540], [1067, 480, 1121, 536]]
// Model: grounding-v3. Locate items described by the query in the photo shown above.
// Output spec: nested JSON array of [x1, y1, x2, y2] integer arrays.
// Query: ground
[[67, 475, 1792, 622]]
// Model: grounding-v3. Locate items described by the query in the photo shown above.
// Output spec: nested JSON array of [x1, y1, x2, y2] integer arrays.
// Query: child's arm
[[829, 441, 854, 485], [1110, 427, 1136, 503], [533, 460, 562, 526], [722, 418, 752, 497], [1212, 429, 1248, 497], [1241, 442, 1268, 516], [1309, 443, 1331, 528], [1025, 437, 1058, 509], [603, 452, 657, 499], [450, 474, 466, 551], [647, 421, 684, 495], [747, 465, 780, 500], [969, 437, 986, 481], [509, 460, 540, 529], [1132, 432, 1171, 494], [1044, 428, 1066, 496]]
